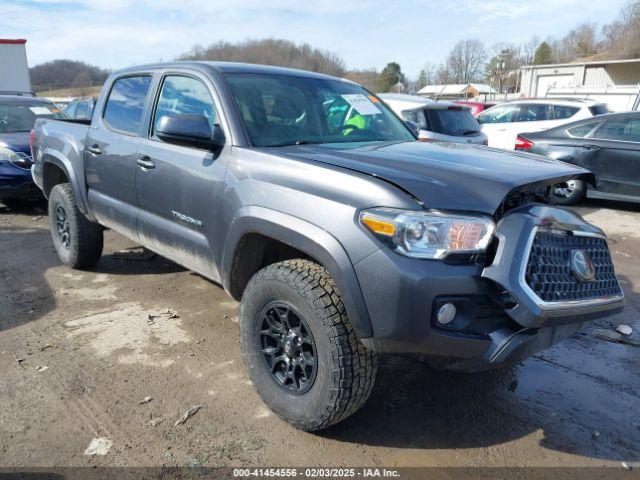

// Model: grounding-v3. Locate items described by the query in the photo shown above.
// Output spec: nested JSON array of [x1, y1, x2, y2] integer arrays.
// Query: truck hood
[[273, 141, 591, 215], [0, 132, 30, 155]]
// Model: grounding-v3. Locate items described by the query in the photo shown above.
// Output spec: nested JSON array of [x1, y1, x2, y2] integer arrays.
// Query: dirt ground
[[1, 198, 639, 471]]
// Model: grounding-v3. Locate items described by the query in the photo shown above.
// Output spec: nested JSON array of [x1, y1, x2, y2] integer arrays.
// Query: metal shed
[[519, 58, 640, 111]]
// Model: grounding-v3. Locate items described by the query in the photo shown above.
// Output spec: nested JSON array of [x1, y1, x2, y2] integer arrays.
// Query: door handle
[[86, 144, 102, 155], [582, 144, 601, 151], [136, 156, 155, 169]]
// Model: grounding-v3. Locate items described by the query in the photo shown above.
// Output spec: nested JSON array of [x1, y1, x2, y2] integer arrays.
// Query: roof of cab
[[112, 61, 348, 82]]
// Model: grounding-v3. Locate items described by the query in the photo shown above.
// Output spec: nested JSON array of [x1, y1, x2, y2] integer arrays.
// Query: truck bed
[[31, 117, 90, 208]]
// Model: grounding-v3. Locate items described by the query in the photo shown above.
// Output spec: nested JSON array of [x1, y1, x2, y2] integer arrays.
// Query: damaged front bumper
[[358, 204, 624, 369]]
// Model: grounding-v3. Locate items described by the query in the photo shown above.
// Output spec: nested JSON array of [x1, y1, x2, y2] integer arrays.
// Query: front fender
[[221, 206, 373, 338]]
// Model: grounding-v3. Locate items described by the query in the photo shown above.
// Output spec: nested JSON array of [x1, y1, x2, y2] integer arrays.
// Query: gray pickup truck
[[31, 62, 624, 431]]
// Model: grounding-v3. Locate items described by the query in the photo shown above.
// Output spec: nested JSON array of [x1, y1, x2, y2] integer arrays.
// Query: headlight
[[0, 146, 33, 169], [359, 207, 495, 259]]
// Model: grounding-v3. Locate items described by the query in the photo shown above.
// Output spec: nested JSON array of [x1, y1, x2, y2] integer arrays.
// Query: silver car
[[379, 93, 488, 145]]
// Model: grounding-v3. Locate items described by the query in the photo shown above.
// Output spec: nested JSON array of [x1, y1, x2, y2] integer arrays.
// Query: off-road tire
[[48, 183, 103, 269], [240, 259, 377, 431]]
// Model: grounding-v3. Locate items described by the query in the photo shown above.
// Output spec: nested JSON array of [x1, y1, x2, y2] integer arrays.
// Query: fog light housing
[[437, 303, 457, 325]]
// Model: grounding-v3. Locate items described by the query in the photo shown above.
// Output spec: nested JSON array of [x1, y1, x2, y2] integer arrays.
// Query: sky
[[1, 0, 630, 78]]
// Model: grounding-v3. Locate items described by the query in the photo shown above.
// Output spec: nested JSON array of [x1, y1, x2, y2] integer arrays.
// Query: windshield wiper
[[461, 129, 480, 136]]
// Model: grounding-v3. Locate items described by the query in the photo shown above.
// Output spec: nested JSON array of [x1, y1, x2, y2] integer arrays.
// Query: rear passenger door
[[590, 116, 640, 197], [135, 73, 230, 281], [85, 75, 153, 236]]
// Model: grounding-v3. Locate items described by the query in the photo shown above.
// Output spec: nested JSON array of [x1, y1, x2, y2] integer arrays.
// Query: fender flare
[[41, 149, 94, 220], [221, 206, 373, 338]]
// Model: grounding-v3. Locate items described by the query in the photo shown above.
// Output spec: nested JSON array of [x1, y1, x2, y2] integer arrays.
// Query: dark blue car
[[0, 95, 67, 204]]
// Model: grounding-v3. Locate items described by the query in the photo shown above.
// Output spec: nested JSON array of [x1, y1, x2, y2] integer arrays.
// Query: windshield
[[0, 101, 66, 133], [427, 108, 480, 136], [225, 74, 415, 147]]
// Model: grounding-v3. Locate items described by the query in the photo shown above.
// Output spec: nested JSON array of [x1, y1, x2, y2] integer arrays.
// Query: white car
[[378, 93, 488, 145], [477, 99, 609, 150]]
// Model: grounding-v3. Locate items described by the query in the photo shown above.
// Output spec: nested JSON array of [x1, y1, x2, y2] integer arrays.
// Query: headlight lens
[[0, 146, 33, 169], [360, 207, 495, 259]]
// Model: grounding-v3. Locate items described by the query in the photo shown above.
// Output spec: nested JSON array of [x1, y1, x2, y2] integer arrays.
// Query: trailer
[[0, 39, 33, 95]]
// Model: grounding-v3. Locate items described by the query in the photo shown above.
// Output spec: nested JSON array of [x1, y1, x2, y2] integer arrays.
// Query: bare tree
[[552, 23, 599, 62], [416, 62, 437, 88], [178, 38, 346, 76], [602, 1, 640, 58], [344, 69, 380, 91], [446, 39, 487, 84], [434, 63, 452, 84]]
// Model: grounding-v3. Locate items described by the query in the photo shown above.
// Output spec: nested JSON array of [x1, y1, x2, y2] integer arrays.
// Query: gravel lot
[[1, 198, 639, 470]]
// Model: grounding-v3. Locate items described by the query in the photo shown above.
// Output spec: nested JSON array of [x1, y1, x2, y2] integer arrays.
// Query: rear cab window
[[103, 75, 153, 135]]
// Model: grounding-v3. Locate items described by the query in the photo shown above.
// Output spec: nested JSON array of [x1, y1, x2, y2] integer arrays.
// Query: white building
[[520, 58, 640, 111], [0, 39, 32, 95]]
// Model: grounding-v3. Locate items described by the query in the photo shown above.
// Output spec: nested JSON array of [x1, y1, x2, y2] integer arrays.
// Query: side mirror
[[156, 114, 224, 150]]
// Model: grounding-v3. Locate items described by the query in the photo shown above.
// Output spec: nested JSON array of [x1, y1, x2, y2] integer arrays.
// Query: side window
[[554, 105, 580, 120], [477, 104, 518, 124], [103, 76, 152, 134], [514, 104, 553, 122], [401, 109, 427, 128], [152, 75, 217, 137], [595, 118, 640, 142], [566, 121, 599, 138]]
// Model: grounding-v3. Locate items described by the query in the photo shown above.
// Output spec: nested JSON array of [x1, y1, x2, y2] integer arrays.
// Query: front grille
[[525, 231, 623, 302]]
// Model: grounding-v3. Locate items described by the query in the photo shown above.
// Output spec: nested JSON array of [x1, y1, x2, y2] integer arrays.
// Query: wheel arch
[[221, 206, 373, 339], [40, 150, 93, 219]]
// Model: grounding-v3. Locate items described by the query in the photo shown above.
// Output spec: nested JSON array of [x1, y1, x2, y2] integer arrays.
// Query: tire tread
[[245, 259, 377, 431]]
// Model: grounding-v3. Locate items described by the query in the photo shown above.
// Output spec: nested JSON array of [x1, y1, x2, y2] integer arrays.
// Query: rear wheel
[[48, 183, 103, 269], [551, 179, 585, 205], [239, 259, 377, 431]]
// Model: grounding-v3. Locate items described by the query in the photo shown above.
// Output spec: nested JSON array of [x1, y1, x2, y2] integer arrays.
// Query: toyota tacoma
[[31, 62, 624, 431]]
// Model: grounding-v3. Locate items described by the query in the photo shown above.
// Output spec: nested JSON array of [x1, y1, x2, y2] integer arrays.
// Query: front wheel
[[48, 183, 103, 269], [551, 179, 586, 206], [239, 259, 377, 431]]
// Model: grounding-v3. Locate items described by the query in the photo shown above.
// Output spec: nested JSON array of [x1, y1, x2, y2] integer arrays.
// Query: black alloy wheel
[[259, 301, 317, 395]]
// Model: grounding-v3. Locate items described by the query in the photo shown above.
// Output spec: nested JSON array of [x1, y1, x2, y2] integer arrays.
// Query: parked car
[[477, 99, 610, 149], [0, 95, 66, 205], [453, 100, 497, 116], [517, 111, 640, 205], [379, 93, 488, 145], [32, 62, 623, 431], [64, 97, 96, 120]]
